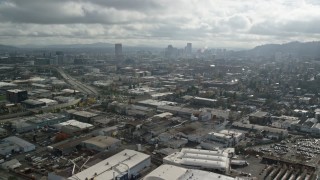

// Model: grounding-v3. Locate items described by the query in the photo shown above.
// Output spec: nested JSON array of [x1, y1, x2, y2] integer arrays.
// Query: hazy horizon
[[1, 0, 320, 48]]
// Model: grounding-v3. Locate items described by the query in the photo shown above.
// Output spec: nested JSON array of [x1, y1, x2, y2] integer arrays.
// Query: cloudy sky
[[0, 0, 320, 48]]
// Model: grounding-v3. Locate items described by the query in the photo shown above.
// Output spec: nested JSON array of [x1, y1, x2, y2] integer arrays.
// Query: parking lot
[[249, 137, 320, 166]]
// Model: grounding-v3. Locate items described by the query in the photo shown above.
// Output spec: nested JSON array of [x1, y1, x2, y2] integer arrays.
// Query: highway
[[56, 68, 99, 96]]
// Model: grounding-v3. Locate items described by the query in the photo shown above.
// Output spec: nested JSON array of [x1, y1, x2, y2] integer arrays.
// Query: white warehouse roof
[[143, 164, 238, 180], [68, 149, 150, 180], [59, 119, 93, 129], [163, 148, 231, 172]]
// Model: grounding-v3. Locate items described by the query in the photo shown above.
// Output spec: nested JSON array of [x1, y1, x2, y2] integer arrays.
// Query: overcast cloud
[[0, 0, 320, 48]]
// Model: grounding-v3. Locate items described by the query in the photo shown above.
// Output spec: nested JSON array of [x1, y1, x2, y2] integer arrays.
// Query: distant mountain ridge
[[247, 41, 320, 58], [0, 44, 18, 51], [1, 41, 320, 58], [18, 42, 115, 49]]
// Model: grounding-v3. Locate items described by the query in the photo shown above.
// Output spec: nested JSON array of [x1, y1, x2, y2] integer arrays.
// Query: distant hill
[[246, 41, 320, 58], [0, 44, 18, 51], [43, 42, 115, 49]]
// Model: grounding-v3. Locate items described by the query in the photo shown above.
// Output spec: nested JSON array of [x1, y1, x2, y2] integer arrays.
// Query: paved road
[[56, 68, 99, 96]]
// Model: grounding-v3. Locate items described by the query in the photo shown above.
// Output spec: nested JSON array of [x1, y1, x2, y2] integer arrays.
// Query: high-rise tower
[[115, 43, 122, 59]]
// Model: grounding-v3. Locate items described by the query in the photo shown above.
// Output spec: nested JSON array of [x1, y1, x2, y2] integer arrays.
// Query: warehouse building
[[38, 98, 58, 106], [21, 99, 46, 108], [163, 148, 232, 173], [0, 127, 8, 138], [206, 129, 244, 147], [192, 96, 218, 107], [12, 113, 67, 133], [68, 149, 151, 180], [142, 164, 242, 180], [70, 110, 98, 123], [3, 136, 35, 153], [53, 119, 94, 136], [6, 89, 28, 103], [82, 135, 121, 152]]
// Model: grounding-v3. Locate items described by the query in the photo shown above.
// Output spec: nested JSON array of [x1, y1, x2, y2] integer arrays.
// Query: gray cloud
[[0, 0, 320, 48]]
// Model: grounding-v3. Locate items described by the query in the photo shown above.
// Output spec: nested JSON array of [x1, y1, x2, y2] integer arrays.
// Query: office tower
[[115, 43, 122, 58], [186, 43, 192, 55]]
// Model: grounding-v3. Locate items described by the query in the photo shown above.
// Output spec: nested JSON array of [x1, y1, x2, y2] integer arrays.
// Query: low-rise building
[[271, 115, 300, 130], [192, 96, 218, 107], [38, 98, 58, 106], [163, 148, 232, 173], [54, 119, 94, 136], [142, 164, 242, 180], [300, 118, 318, 133], [249, 111, 269, 125], [0, 127, 8, 138], [6, 89, 28, 103], [21, 99, 46, 108], [68, 149, 151, 180], [70, 110, 98, 123], [206, 129, 244, 147], [82, 135, 121, 152], [12, 113, 67, 133], [232, 122, 288, 139], [3, 136, 35, 153]]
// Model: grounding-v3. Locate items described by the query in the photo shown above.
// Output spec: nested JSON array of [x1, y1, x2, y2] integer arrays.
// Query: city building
[[3, 136, 35, 153], [70, 110, 98, 123], [192, 97, 218, 107], [82, 135, 121, 152], [0, 127, 8, 138], [68, 149, 151, 180], [163, 148, 232, 173], [249, 111, 270, 125], [6, 89, 28, 103], [38, 98, 58, 106], [185, 42, 192, 55], [54, 119, 94, 135], [206, 129, 244, 147], [1, 159, 21, 170], [21, 99, 46, 108], [142, 164, 241, 180], [12, 113, 67, 133], [115, 43, 122, 59]]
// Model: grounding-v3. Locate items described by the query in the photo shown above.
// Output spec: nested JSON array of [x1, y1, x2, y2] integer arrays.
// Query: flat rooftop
[[82, 136, 120, 149], [142, 164, 237, 180], [7, 89, 25, 93], [163, 148, 231, 172], [72, 110, 98, 118], [59, 119, 93, 129], [68, 149, 150, 180]]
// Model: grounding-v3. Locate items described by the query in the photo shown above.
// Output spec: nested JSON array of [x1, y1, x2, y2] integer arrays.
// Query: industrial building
[[2, 136, 35, 153], [6, 89, 28, 103], [142, 164, 241, 180], [192, 96, 218, 107], [206, 129, 244, 147], [249, 111, 270, 125], [12, 113, 67, 133], [69, 110, 98, 123], [68, 149, 151, 180], [38, 98, 58, 106], [0, 141, 19, 155], [232, 122, 288, 139], [163, 148, 232, 173], [53, 119, 94, 136], [21, 99, 46, 108], [82, 135, 121, 152], [0, 127, 8, 138]]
